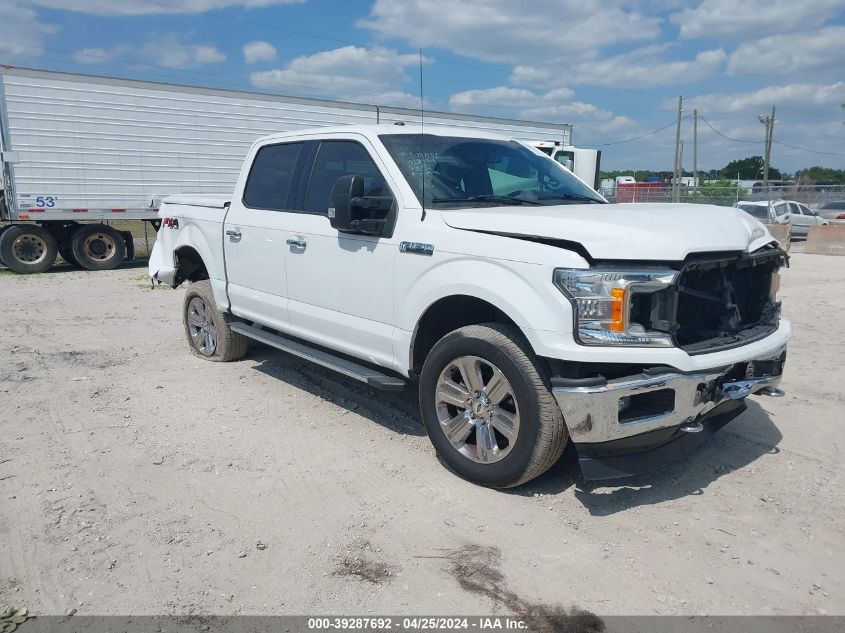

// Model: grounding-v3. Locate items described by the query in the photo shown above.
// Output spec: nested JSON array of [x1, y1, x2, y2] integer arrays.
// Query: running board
[[230, 323, 406, 391]]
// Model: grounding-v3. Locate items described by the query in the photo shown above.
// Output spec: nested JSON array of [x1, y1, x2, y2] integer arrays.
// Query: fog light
[[618, 396, 632, 413]]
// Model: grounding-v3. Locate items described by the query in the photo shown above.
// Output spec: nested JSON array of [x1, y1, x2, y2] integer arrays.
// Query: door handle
[[287, 237, 307, 249], [226, 229, 241, 242]]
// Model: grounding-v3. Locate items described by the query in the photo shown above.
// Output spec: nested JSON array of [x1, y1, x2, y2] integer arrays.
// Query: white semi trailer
[[0, 67, 596, 273]]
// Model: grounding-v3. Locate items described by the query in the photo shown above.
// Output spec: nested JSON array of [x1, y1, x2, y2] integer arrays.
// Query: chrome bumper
[[553, 347, 786, 444]]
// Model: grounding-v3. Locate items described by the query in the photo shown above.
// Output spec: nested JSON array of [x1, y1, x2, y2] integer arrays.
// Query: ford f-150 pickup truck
[[149, 125, 790, 488]]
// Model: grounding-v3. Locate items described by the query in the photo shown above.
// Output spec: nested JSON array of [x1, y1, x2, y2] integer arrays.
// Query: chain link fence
[[600, 183, 845, 208]]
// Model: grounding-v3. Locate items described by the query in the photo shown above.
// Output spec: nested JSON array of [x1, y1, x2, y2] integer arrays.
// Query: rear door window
[[243, 142, 304, 211]]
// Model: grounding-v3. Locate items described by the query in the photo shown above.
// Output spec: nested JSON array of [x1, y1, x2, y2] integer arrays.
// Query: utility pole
[[679, 140, 684, 188], [693, 109, 698, 192], [672, 96, 684, 202], [759, 105, 776, 189]]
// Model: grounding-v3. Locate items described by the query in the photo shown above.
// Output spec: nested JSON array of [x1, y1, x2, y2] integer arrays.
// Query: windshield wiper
[[537, 193, 603, 204], [431, 195, 542, 206]]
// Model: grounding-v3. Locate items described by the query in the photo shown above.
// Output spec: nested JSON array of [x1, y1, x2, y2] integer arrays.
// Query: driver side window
[[305, 140, 389, 214]]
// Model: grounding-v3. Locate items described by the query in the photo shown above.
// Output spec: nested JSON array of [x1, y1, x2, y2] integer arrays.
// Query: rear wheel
[[182, 280, 247, 362], [419, 323, 568, 488], [0, 225, 58, 274], [58, 244, 79, 266], [71, 224, 126, 270]]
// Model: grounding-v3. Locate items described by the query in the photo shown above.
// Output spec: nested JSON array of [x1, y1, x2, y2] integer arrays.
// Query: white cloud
[[728, 26, 845, 76], [70, 33, 226, 69], [448, 85, 637, 144], [680, 82, 845, 114], [250, 46, 428, 103], [670, 0, 845, 40], [28, 0, 303, 16], [141, 33, 226, 68], [72, 45, 131, 65], [511, 45, 726, 89], [243, 41, 277, 64], [0, 1, 58, 61], [450, 87, 543, 110], [361, 0, 662, 65]]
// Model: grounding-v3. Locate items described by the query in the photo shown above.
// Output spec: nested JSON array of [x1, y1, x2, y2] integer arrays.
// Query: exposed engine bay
[[630, 247, 786, 354]]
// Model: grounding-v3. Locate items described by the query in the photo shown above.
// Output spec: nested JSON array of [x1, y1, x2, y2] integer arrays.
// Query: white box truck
[[0, 67, 596, 274]]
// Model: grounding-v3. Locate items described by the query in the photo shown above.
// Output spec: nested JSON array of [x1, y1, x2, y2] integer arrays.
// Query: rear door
[[788, 202, 810, 235], [223, 141, 306, 330], [283, 137, 399, 369]]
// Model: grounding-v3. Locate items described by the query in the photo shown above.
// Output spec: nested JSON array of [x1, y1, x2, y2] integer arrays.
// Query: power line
[[698, 115, 758, 143], [773, 140, 845, 157], [700, 114, 845, 157], [586, 119, 681, 147]]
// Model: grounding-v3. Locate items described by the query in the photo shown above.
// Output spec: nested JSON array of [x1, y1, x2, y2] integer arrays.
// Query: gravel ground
[[0, 254, 842, 618]]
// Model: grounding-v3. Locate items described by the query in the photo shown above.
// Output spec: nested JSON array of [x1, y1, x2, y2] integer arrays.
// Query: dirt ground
[[0, 253, 842, 618]]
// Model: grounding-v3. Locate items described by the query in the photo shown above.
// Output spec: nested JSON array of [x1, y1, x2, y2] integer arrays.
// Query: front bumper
[[552, 346, 786, 480]]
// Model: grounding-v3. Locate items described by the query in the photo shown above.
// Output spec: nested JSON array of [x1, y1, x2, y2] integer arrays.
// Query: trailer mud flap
[[119, 230, 134, 260]]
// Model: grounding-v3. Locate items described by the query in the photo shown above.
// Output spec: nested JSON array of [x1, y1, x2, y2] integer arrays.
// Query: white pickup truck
[[149, 125, 790, 487]]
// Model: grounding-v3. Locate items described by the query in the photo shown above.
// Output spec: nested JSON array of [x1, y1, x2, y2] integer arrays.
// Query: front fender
[[395, 254, 574, 371]]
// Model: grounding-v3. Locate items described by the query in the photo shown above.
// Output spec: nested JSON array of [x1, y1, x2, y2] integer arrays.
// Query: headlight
[[553, 268, 677, 347]]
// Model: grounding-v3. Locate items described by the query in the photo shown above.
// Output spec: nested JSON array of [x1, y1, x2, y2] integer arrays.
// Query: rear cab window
[[243, 142, 304, 210]]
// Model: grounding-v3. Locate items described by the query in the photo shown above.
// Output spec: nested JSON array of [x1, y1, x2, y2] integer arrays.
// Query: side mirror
[[328, 174, 365, 233], [328, 174, 394, 235]]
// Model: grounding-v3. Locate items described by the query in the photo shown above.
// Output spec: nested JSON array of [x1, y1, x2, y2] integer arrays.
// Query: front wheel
[[182, 280, 247, 362], [419, 323, 568, 488]]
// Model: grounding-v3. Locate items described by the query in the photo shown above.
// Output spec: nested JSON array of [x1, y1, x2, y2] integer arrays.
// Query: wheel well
[[174, 246, 209, 284], [410, 295, 520, 375]]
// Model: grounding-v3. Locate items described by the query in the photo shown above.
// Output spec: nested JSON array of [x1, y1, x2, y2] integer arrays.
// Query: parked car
[[150, 126, 790, 488], [818, 200, 845, 223], [736, 200, 828, 237]]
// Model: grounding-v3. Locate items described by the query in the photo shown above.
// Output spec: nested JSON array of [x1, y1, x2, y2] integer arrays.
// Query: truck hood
[[440, 202, 774, 261]]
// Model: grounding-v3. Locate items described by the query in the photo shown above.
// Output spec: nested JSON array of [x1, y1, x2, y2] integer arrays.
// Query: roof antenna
[[419, 48, 426, 222]]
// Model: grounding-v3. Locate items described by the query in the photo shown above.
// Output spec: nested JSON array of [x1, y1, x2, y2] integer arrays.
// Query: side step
[[230, 322, 406, 391]]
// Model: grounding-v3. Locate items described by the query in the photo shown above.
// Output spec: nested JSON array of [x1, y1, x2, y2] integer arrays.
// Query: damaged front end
[[550, 245, 789, 480], [552, 346, 787, 480]]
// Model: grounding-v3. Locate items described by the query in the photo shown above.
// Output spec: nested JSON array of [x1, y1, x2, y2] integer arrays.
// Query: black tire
[[419, 323, 568, 488], [182, 280, 248, 362], [0, 224, 58, 274], [71, 224, 126, 271], [58, 245, 79, 266]]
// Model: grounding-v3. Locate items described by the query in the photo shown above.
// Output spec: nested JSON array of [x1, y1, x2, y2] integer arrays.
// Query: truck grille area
[[629, 248, 786, 354], [673, 250, 783, 353]]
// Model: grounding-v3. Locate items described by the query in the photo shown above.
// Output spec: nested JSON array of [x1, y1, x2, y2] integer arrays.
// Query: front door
[[223, 141, 305, 331], [284, 138, 398, 370]]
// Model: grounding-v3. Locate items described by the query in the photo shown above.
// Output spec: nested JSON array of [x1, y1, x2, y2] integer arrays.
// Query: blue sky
[[1, 0, 844, 173]]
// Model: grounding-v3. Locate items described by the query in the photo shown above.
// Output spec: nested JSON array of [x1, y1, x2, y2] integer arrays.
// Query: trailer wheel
[[0, 225, 58, 274], [71, 224, 126, 271], [58, 245, 79, 266]]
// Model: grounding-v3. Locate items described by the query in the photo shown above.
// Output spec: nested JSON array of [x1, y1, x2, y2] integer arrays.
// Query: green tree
[[794, 166, 845, 183], [720, 156, 782, 180]]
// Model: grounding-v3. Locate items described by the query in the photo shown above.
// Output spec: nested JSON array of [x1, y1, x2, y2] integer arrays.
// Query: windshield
[[737, 204, 770, 220], [379, 134, 604, 208]]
